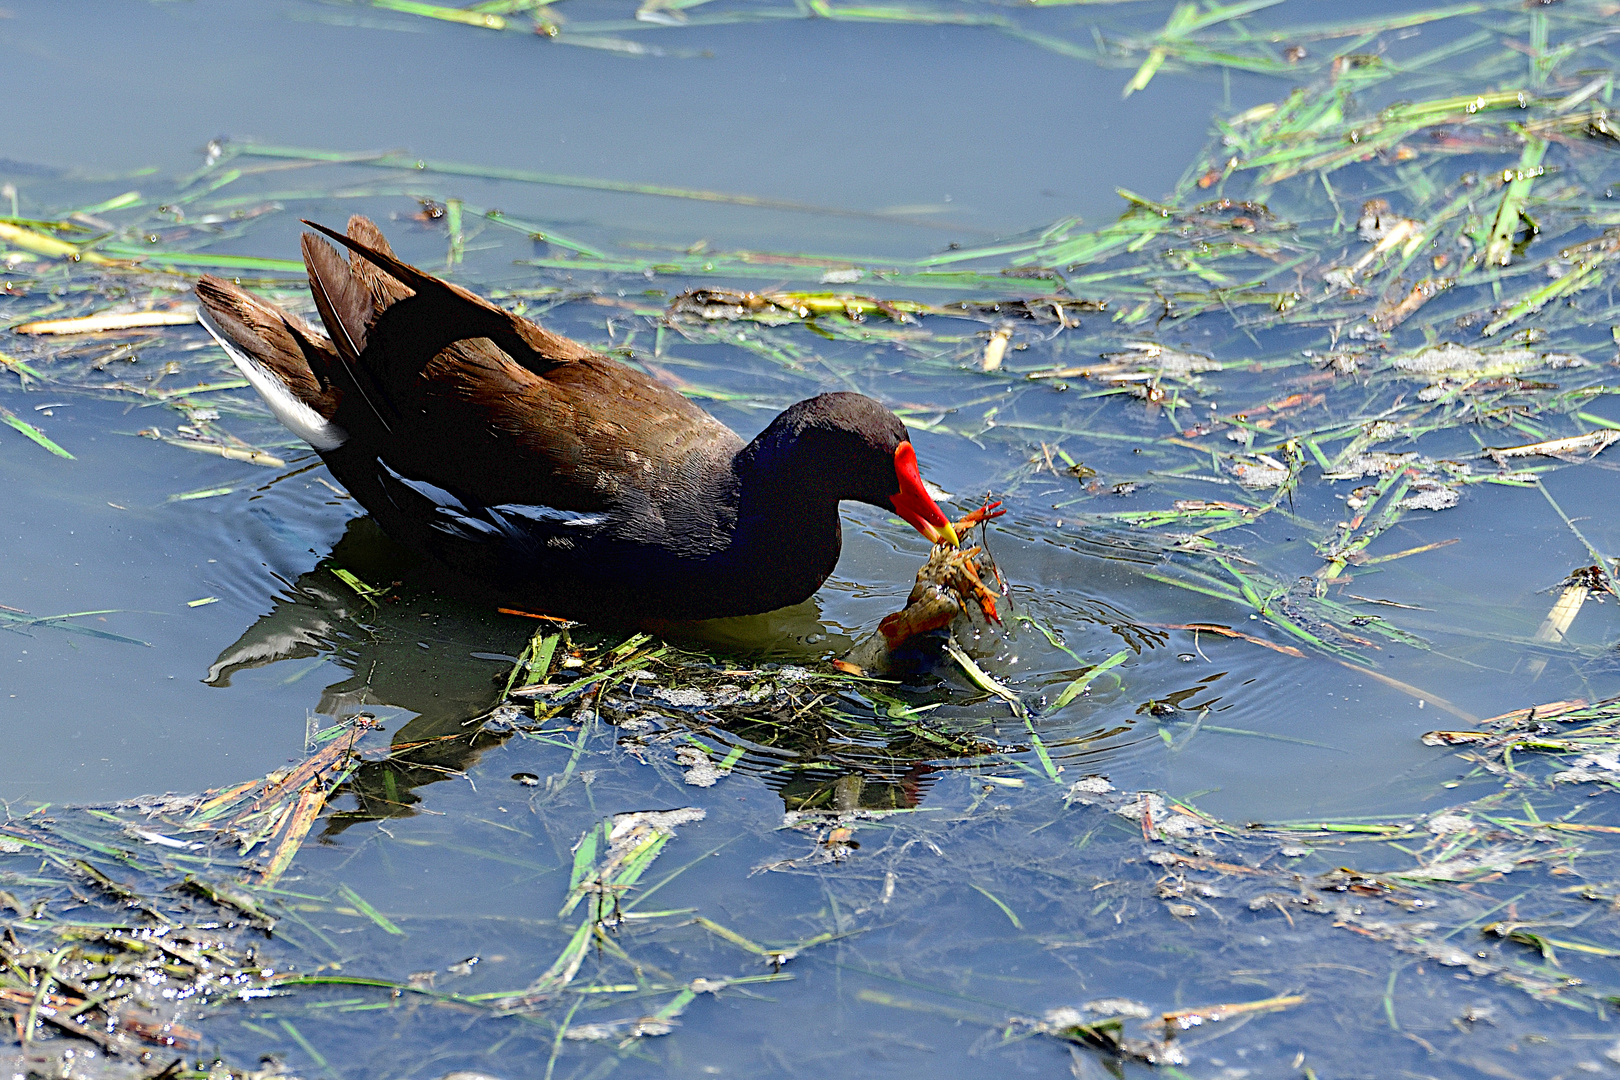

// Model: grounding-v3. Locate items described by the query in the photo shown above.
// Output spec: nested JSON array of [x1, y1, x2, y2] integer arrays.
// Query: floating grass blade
[[0, 406, 74, 458], [337, 883, 405, 936], [373, 0, 510, 29], [1048, 649, 1130, 713], [1484, 137, 1547, 267]]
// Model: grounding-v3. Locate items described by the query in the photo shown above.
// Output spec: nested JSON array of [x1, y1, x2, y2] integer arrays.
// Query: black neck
[[710, 433, 850, 613], [688, 393, 905, 616]]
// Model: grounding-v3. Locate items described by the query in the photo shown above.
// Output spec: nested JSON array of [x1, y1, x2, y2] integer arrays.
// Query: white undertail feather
[[198, 306, 348, 452]]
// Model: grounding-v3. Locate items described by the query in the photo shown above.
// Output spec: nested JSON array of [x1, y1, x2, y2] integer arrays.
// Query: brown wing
[[376, 339, 742, 516], [343, 215, 414, 315], [302, 218, 597, 374], [300, 218, 742, 517]]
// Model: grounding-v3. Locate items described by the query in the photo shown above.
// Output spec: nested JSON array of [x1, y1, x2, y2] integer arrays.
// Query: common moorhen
[[194, 216, 976, 621]]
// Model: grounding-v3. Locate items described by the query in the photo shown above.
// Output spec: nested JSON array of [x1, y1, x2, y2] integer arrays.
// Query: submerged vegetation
[[9, 629, 1620, 1077], [5, 0, 1620, 1076]]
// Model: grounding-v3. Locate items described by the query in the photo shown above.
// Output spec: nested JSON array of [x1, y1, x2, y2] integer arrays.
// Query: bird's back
[[197, 217, 757, 619]]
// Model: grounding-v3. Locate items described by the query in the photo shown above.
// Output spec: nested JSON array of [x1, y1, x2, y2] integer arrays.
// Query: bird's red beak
[[890, 441, 958, 547]]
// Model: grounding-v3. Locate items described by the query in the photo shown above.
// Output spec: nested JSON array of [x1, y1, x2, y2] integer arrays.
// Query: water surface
[[4, 2, 1620, 1078]]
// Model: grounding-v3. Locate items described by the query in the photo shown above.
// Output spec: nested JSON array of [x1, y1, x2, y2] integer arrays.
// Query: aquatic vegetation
[[5, 0, 1620, 1076]]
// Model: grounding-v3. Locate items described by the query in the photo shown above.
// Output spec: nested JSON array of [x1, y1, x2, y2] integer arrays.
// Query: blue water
[[4, 2, 1620, 1078]]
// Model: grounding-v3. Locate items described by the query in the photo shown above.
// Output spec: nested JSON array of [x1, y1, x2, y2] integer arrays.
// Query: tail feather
[[194, 276, 348, 451]]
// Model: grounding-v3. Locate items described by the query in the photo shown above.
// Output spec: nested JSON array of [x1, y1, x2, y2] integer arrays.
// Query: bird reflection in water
[[204, 518, 977, 834]]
